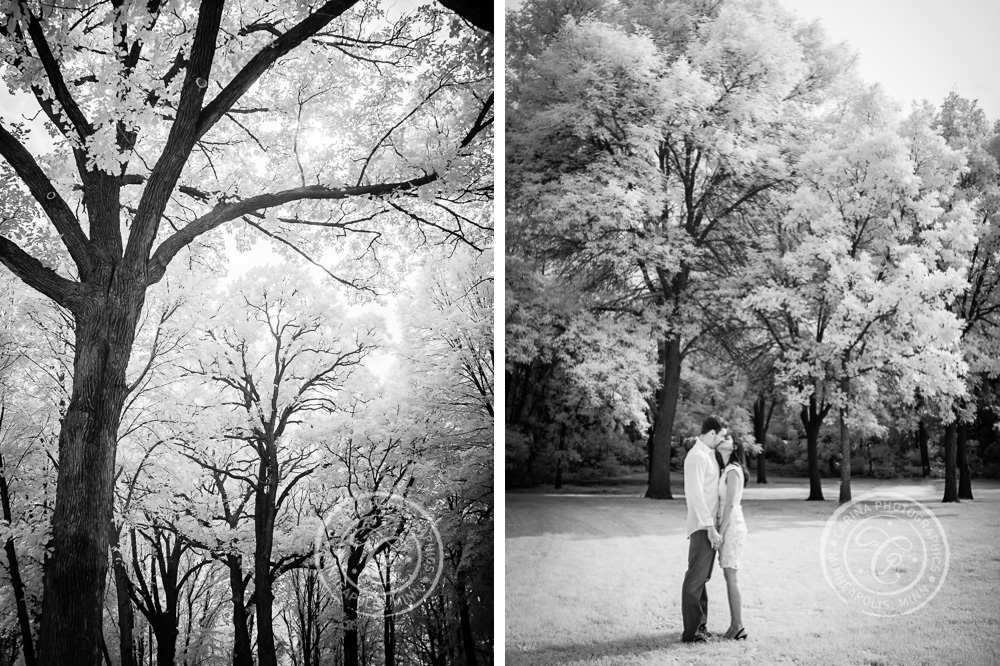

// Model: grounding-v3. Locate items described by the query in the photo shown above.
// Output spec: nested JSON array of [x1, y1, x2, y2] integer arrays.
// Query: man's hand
[[708, 525, 722, 549]]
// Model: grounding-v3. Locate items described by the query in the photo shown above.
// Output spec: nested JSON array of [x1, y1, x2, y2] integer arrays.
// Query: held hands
[[708, 525, 722, 550]]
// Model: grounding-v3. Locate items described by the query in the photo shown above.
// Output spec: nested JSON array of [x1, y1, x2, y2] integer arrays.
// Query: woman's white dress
[[718, 463, 747, 569]]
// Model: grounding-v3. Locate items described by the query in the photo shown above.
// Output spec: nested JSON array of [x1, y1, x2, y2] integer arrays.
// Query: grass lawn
[[505, 475, 1000, 666]]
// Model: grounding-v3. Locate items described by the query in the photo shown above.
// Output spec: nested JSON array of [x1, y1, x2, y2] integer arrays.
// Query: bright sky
[[778, 0, 1000, 121], [503, 0, 1000, 122]]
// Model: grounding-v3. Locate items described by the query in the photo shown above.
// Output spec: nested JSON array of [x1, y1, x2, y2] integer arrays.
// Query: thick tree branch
[[460, 92, 493, 149], [436, 0, 492, 32], [146, 172, 436, 284], [195, 0, 360, 143], [24, 11, 94, 139], [125, 0, 226, 269], [0, 235, 79, 307], [0, 123, 96, 276]]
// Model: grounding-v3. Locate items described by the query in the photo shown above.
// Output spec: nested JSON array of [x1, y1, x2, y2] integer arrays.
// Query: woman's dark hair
[[721, 438, 749, 487]]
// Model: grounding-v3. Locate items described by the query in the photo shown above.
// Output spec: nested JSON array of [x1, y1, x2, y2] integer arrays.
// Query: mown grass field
[[505, 475, 1000, 666]]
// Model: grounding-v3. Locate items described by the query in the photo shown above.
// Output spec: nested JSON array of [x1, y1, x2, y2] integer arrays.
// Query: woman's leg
[[723, 567, 743, 637]]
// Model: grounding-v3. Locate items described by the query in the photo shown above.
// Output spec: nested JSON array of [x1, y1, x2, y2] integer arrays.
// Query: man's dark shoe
[[682, 634, 708, 644]]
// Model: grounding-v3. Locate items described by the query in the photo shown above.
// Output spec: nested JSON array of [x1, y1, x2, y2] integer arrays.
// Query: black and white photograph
[[0, 2, 493, 665], [505, 0, 1000, 664]]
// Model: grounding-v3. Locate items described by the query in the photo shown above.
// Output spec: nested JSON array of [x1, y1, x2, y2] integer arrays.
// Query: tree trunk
[[752, 396, 774, 485], [942, 422, 959, 503], [838, 405, 851, 504], [255, 449, 280, 666], [153, 619, 178, 666], [38, 289, 144, 666], [554, 423, 566, 490], [342, 547, 365, 666], [0, 451, 36, 666], [458, 588, 478, 666], [918, 419, 930, 477], [383, 559, 396, 666], [227, 555, 254, 666], [110, 529, 135, 666], [957, 422, 973, 500], [801, 395, 828, 501], [646, 336, 681, 499]]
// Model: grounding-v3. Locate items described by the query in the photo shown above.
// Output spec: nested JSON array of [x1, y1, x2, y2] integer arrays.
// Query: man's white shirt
[[684, 438, 720, 538]]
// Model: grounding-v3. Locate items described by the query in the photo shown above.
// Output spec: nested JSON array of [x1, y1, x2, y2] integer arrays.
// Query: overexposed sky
[[504, 0, 1000, 122], [779, 0, 1000, 121]]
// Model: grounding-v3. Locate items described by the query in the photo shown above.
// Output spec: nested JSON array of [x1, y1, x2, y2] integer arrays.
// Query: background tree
[[742, 87, 973, 502]]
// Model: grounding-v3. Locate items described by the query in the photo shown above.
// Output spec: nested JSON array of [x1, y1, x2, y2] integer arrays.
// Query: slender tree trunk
[[343, 547, 365, 666], [110, 528, 135, 666], [383, 559, 395, 666], [838, 404, 851, 504], [0, 451, 36, 666], [918, 419, 930, 477], [227, 556, 254, 666], [942, 423, 959, 503], [957, 422, 974, 500], [752, 396, 774, 485], [554, 423, 566, 489], [255, 449, 280, 666], [458, 589, 478, 666], [647, 336, 681, 499], [801, 396, 827, 501], [38, 289, 144, 666]]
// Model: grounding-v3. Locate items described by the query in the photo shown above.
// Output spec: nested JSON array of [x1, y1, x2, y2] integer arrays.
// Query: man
[[681, 415, 727, 643]]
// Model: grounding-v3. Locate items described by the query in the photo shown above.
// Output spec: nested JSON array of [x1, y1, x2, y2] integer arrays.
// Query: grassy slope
[[505, 476, 1000, 666]]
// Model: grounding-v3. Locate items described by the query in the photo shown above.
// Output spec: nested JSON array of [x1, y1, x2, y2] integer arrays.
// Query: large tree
[[0, 2, 491, 664], [506, 0, 852, 498]]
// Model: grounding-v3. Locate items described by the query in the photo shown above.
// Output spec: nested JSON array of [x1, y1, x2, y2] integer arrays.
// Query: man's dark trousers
[[681, 529, 715, 641]]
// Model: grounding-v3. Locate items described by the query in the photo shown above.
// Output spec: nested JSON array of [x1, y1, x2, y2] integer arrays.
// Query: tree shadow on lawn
[[508, 631, 691, 666], [507, 475, 1000, 539], [507, 494, 841, 539]]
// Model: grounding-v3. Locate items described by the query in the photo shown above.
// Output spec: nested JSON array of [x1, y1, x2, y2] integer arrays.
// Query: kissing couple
[[681, 415, 750, 643]]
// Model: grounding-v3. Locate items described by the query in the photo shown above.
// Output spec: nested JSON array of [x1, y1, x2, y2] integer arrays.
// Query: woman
[[715, 435, 749, 641]]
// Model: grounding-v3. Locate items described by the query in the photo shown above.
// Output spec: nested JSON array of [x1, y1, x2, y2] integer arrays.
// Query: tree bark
[[554, 423, 566, 490], [957, 422, 974, 500], [801, 395, 829, 501], [646, 336, 681, 499], [383, 559, 396, 666], [38, 286, 144, 666], [942, 422, 959, 503], [342, 547, 365, 666], [0, 450, 36, 666], [752, 395, 774, 485], [918, 419, 930, 477], [110, 529, 135, 666], [254, 447, 280, 666], [458, 586, 478, 666], [227, 555, 254, 666], [838, 402, 851, 505]]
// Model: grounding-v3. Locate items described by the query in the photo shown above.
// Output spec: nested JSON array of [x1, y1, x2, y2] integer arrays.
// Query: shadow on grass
[[508, 631, 687, 666]]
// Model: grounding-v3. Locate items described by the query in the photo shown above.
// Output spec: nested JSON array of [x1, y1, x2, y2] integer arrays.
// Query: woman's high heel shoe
[[729, 628, 747, 640]]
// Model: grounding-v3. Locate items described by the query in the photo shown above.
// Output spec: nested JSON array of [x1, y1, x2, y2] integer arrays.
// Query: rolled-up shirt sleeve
[[684, 451, 714, 530]]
